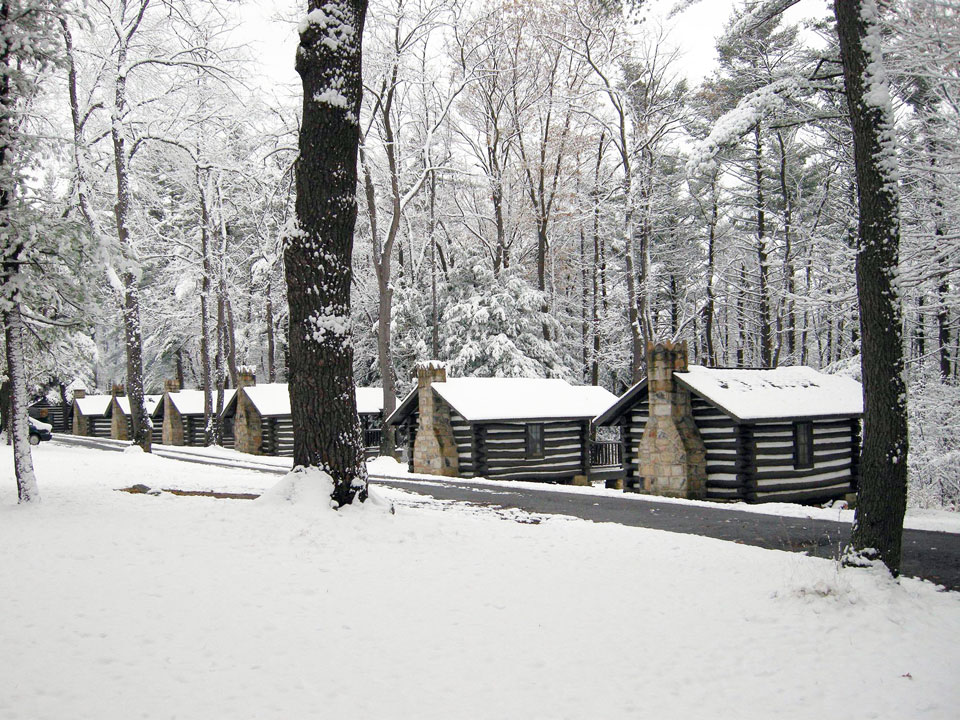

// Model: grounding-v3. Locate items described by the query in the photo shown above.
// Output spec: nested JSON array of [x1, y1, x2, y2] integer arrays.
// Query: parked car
[[28, 417, 52, 445]]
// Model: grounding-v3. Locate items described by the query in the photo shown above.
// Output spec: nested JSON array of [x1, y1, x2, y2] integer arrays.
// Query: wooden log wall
[[694, 397, 743, 500], [451, 411, 474, 477], [622, 402, 649, 488], [747, 418, 857, 503], [471, 421, 586, 481], [150, 415, 163, 445], [88, 416, 111, 438], [221, 417, 235, 450], [184, 416, 205, 446]]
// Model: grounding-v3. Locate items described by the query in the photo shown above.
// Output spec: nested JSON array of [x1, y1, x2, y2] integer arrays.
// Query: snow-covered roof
[[597, 365, 863, 425], [240, 384, 290, 417], [114, 395, 161, 416], [388, 378, 618, 424], [74, 395, 113, 417], [676, 366, 863, 421], [167, 389, 237, 416], [229, 384, 384, 418], [355, 387, 384, 415]]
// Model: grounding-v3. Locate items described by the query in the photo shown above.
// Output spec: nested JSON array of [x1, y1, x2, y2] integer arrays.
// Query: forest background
[[6, 0, 958, 509]]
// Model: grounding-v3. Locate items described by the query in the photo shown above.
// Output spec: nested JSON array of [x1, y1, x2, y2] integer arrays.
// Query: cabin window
[[525, 423, 544, 459], [793, 422, 813, 469]]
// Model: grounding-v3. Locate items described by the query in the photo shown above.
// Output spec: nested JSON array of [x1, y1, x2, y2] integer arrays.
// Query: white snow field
[[2, 443, 958, 720]]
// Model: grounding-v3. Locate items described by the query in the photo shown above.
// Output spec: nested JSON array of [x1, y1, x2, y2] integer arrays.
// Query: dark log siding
[[694, 397, 742, 500], [151, 415, 163, 445], [451, 411, 474, 477], [615, 389, 857, 503], [221, 416, 235, 449], [747, 418, 857, 503], [263, 417, 294, 457], [184, 416, 206, 447], [255, 413, 379, 458], [623, 401, 649, 488], [88, 416, 111, 438], [29, 402, 71, 433], [472, 420, 586, 481]]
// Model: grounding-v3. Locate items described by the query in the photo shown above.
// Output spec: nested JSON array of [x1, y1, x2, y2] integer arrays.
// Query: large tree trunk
[[287, 0, 368, 506], [836, 0, 909, 576]]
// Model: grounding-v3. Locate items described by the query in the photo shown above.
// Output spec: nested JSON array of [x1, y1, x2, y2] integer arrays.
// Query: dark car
[[28, 417, 52, 445]]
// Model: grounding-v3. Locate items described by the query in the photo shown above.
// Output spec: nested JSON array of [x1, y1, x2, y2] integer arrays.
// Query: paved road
[[53, 435, 960, 591], [379, 476, 960, 591]]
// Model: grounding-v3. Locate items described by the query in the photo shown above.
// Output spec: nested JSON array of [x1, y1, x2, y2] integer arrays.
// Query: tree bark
[[4, 303, 40, 502], [266, 279, 276, 382], [754, 126, 772, 368], [287, 0, 369, 505], [198, 165, 215, 445], [110, 22, 150, 452], [836, 0, 909, 575]]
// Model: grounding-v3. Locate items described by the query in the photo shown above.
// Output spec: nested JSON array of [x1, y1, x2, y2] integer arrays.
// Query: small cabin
[[71, 392, 114, 438], [107, 393, 161, 441], [595, 342, 863, 504], [28, 398, 71, 433], [223, 380, 384, 457], [161, 385, 237, 446], [385, 363, 618, 483]]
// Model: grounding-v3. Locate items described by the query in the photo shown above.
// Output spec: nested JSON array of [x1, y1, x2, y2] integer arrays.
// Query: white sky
[[234, 0, 829, 96]]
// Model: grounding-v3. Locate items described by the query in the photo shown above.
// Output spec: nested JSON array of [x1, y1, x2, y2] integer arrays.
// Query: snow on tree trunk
[[287, 0, 368, 506], [110, 29, 150, 453], [4, 300, 39, 503], [835, 0, 909, 575]]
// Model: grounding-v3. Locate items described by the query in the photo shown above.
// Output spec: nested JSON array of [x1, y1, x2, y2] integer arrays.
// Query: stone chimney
[[638, 341, 706, 499], [73, 389, 86, 400], [412, 361, 459, 477], [237, 366, 256, 389], [112, 383, 125, 397], [163, 378, 180, 393]]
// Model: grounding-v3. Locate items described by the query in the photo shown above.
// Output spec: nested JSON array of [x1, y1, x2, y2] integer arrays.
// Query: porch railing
[[590, 441, 622, 467]]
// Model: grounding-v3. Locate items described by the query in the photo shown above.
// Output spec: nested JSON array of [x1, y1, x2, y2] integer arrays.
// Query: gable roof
[[167, 388, 237, 416], [387, 377, 618, 425], [222, 384, 384, 418], [112, 395, 162, 416], [74, 395, 113, 417], [596, 365, 863, 425]]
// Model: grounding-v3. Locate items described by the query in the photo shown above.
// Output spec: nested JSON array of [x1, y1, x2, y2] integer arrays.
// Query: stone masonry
[[72, 388, 86, 435], [638, 341, 707, 499], [110, 385, 128, 441], [234, 370, 261, 455], [162, 379, 184, 446], [412, 362, 459, 477]]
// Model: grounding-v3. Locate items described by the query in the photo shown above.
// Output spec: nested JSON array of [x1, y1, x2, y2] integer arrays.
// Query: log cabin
[[107, 392, 162, 442], [385, 362, 618, 483], [595, 342, 863, 504], [71, 391, 114, 438], [161, 383, 237, 447], [222, 376, 384, 457]]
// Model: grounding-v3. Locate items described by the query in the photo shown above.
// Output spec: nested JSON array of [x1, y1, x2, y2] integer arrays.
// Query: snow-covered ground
[[2, 443, 958, 719]]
